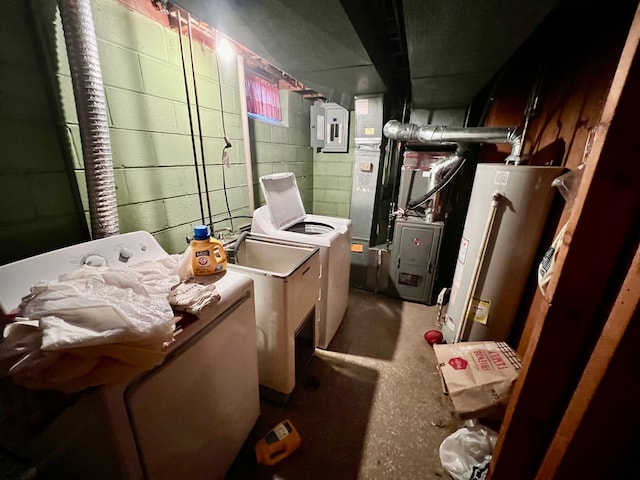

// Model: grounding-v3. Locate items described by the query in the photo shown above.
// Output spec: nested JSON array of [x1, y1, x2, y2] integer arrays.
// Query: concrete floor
[[225, 288, 461, 480], [0, 288, 462, 480]]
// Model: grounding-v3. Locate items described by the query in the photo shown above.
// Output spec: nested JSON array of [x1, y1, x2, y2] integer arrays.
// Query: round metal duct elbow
[[60, 0, 119, 238], [383, 120, 523, 164]]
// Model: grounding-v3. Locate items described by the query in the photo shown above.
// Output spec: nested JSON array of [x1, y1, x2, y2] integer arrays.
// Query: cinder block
[[250, 121, 271, 143], [191, 43, 218, 81], [202, 164, 225, 191], [98, 41, 144, 91], [194, 107, 223, 138], [67, 125, 83, 170], [106, 88, 177, 132], [338, 177, 353, 190], [255, 163, 273, 178], [163, 28, 183, 69], [113, 168, 130, 205], [295, 146, 312, 163], [58, 76, 78, 125], [0, 65, 50, 121], [313, 190, 326, 202], [313, 202, 339, 217], [118, 200, 168, 233], [164, 193, 204, 226], [333, 162, 353, 177], [218, 59, 238, 87], [153, 133, 195, 167], [110, 129, 154, 167], [92, 0, 168, 62], [124, 166, 198, 203], [74, 170, 89, 210], [0, 119, 65, 173], [288, 127, 308, 146], [271, 163, 290, 174], [322, 189, 351, 203], [220, 84, 238, 115], [314, 163, 327, 176], [315, 176, 339, 189], [277, 145, 296, 163], [1, 2, 38, 66], [139, 56, 185, 102], [0, 215, 86, 264], [224, 164, 249, 187], [271, 126, 288, 144], [28, 172, 79, 217], [193, 76, 222, 110], [253, 142, 278, 164], [0, 174, 36, 223], [337, 203, 351, 218], [153, 226, 192, 255]]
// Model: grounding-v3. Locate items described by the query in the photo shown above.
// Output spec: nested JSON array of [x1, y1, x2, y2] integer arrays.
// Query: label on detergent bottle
[[265, 421, 292, 445], [255, 419, 301, 466]]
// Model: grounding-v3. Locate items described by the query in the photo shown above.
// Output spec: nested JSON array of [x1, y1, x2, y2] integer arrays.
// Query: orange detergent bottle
[[191, 225, 227, 276], [254, 419, 301, 466]]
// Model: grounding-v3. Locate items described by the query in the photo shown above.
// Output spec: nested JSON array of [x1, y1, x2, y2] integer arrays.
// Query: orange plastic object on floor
[[255, 419, 301, 466]]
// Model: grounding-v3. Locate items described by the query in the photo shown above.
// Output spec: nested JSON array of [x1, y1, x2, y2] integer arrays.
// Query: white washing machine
[[0, 231, 259, 479], [251, 172, 352, 349]]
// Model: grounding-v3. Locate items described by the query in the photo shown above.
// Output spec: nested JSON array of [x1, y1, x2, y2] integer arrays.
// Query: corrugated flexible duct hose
[[60, 0, 119, 238]]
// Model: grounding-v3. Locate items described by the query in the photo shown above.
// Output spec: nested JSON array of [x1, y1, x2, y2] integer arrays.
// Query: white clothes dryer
[[0, 232, 260, 479], [251, 172, 352, 349]]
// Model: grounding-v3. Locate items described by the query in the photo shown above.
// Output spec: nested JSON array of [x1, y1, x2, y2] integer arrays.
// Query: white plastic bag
[[439, 421, 498, 480]]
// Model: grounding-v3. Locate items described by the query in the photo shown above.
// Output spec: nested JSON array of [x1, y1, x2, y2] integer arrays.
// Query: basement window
[[245, 71, 282, 123]]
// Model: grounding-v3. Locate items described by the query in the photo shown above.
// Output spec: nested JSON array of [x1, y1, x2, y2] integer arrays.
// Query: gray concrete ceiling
[[175, 0, 559, 110]]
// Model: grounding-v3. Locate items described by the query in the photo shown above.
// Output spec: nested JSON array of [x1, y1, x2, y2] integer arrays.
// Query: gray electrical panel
[[389, 218, 443, 304], [310, 102, 349, 152]]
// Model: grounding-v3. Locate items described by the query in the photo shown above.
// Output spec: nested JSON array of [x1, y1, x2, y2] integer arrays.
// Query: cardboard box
[[434, 341, 522, 419]]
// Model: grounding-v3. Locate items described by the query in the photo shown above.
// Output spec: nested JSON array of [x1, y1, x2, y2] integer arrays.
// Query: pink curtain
[[245, 73, 282, 121]]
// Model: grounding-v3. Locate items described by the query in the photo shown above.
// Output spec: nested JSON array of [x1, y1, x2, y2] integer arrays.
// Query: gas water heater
[[443, 164, 563, 344]]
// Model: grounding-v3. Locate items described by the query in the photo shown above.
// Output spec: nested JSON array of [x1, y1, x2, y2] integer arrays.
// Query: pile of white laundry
[[0, 255, 221, 392]]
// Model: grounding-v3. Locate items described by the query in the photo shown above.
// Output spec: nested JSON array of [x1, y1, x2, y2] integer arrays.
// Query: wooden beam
[[536, 244, 640, 478], [489, 4, 640, 478]]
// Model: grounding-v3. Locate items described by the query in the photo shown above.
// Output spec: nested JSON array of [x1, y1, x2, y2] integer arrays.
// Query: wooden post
[[536, 244, 640, 478]]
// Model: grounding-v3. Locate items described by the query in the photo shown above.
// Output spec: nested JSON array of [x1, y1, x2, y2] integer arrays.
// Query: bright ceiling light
[[217, 36, 236, 61]]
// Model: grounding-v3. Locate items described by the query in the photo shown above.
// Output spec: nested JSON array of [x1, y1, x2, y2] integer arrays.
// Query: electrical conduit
[[59, 0, 118, 238]]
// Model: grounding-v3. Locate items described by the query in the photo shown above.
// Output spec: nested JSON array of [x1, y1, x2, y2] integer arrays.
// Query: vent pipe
[[383, 120, 523, 165], [60, 0, 119, 238]]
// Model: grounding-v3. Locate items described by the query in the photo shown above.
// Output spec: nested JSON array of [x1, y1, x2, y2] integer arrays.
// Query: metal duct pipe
[[407, 147, 467, 210], [60, 0, 119, 238], [383, 120, 523, 164]]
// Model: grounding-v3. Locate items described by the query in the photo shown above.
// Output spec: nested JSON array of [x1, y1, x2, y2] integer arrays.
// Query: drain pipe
[[383, 120, 523, 165], [59, 0, 119, 238], [237, 54, 255, 213], [454, 191, 504, 343]]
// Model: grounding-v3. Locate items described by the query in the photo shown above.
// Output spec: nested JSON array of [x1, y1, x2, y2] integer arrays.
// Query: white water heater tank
[[443, 164, 564, 344]]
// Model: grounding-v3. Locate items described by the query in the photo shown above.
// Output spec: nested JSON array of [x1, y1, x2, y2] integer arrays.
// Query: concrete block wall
[[251, 90, 315, 212], [56, 0, 248, 254], [312, 111, 355, 218], [0, 0, 328, 263], [0, 1, 87, 265], [57, 0, 314, 254]]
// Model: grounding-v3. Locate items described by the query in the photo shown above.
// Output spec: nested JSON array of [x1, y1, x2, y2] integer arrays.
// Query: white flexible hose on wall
[[59, 0, 119, 238]]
